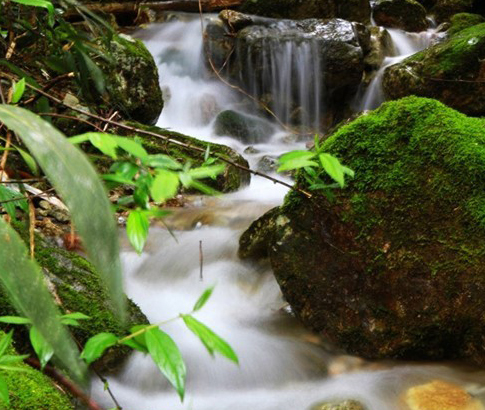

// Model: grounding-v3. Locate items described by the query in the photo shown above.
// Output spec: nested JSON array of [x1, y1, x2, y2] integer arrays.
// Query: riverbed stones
[[404, 380, 484, 410], [239, 96, 485, 364], [383, 23, 485, 116], [309, 400, 367, 410], [372, 0, 429, 32], [214, 110, 276, 143]]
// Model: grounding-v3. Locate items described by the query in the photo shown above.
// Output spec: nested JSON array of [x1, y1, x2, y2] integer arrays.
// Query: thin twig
[[24, 358, 105, 410], [24, 72, 76, 106], [28, 197, 35, 259], [0, 178, 45, 183], [37, 112, 105, 132], [0, 72, 313, 199], [199, 240, 203, 281], [92, 368, 123, 410]]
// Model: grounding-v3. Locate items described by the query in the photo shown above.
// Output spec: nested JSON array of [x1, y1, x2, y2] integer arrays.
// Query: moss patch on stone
[[448, 12, 485, 35]]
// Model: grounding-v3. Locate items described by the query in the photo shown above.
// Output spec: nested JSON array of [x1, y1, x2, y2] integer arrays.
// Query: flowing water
[[92, 15, 485, 410]]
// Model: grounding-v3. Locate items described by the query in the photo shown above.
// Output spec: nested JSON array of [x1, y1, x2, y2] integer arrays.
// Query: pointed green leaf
[[80, 333, 118, 365], [277, 150, 318, 172], [145, 328, 186, 401], [126, 210, 149, 254], [0, 331, 13, 358], [121, 337, 148, 353], [142, 154, 183, 170], [17, 148, 38, 175], [150, 170, 179, 203], [11, 78, 26, 104], [0, 316, 31, 325], [0, 374, 9, 406], [0, 185, 26, 220], [10, 0, 55, 26], [318, 153, 345, 188], [111, 136, 148, 159], [29, 327, 54, 369], [0, 354, 29, 365], [0, 105, 126, 321], [182, 315, 238, 363], [187, 164, 225, 180], [61, 312, 90, 320], [193, 287, 214, 312]]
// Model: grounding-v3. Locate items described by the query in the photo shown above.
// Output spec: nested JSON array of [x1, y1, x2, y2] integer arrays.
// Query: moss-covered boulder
[[447, 12, 485, 35], [383, 23, 485, 116], [0, 230, 148, 373], [214, 110, 276, 143], [122, 122, 250, 192], [372, 0, 429, 32], [104, 35, 163, 125], [240, 97, 485, 363], [0, 331, 74, 409], [239, 0, 371, 24]]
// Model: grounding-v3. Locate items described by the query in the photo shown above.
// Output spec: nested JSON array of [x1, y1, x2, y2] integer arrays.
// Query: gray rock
[[309, 400, 367, 410], [214, 110, 276, 143], [373, 0, 429, 31]]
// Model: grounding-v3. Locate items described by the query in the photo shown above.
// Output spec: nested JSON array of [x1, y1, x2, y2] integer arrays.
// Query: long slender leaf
[[0, 218, 87, 383], [11, 78, 26, 104], [10, 0, 55, 26], [182, 315, 238, 363], [29, 327, 54, 369], [145, 328, 186, 400], [193, 287, 214, 312], [0, 105, 126, 320], [0, 374, 8, 406], [0, 332, 13, 358], [319, 153, 345, 188]]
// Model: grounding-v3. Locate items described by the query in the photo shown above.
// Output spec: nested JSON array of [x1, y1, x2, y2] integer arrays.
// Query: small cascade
[[358, 27, 438, 111], [235, 32, 323, 131]]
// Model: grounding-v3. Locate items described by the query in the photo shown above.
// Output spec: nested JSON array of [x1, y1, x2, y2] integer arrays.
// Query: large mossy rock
[[104, 35, 163, 125], [430, 0, 474, 23], [240, 0, 371, 24], [447, 12, 485, 35], [240, 97, 485, 363], [0, 331, 74, 409], [383, 23, 485, 116], [372, 0, 429, 32], [0, 229, 148, 373]]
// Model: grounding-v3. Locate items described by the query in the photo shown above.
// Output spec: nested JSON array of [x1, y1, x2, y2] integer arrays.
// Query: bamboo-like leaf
[[0, 316, 31, 325], [126, 210, 149, 254], [0, 331, 13, 358], [10, 0, 55, 26], [80, 333, 118, 365], [187, 164, 225, 180], [319, 153, 345, 188], [0, 105, 126, 320], [0, 218, 87, 383], [29, 327, 54, 369], [11, 78, 26, 104], [142, 154, 182, 170], [193, 287, 214, 312], [145, 328, 186, 401], [182, 315, 238, 363], [111, 136, 147, 159]]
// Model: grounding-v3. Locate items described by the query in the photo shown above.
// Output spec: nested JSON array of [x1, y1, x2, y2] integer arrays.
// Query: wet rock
[[214, 110, 276, 143], [239, 97, 485, 364], [219, 9, 254, 31], [204, 18, 235, 69], [404, 380, 485, 410], [104, 35, 163, 125], [256, 155, 279, 174], [365, 26, 395, 70], [239, 0, 371, 24], [309, 400, 368, 410], [373, 0, 429, 32], [431, 0, 474, 23], [197, 93, 220, 125], [383, 23, 485, 116]]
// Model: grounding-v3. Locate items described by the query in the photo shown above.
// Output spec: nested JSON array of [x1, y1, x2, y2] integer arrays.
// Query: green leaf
[[17, 148, 38, 175], [181, 315, 238, 363], [80, 333, 118, 365], [61, 312, 90, 320], [109, 162, 139, 180], [318, 153, 345, 188], [126, 210, 149, 254], [121, 337, 148, 353], [277, 151, 318, 172], [60, 318, 81, 327], [102, 174, 136, 185], [145, 328, 186, 401], [0, 316, 31, 325], [150, 170, 179, 203], [111, 136, 148, 159], [0, 185, 27, 220], [0, 354, 29, 365], [29, 327, 54, 369], [342, 166, 355, 178], [78, 50, 105, 95], [193, 287, 214, 312], [0, 331, 13, 358], [187, 164, 225, 180], [68, 135, 91, 145], [10, 0, 55, 26], [142, 154, 182, 170], [11, 78, 26, 104], [79, 133, 118, 159], [0, 105, 126, 322], [0, 374, 9, 406]]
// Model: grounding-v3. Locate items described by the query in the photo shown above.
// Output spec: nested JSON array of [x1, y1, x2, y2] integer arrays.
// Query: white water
[[92, 15, 485, 410], [358, 28, 438, 111]]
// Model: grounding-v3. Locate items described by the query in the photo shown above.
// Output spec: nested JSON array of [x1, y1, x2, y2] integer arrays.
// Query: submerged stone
[[214, 110, 276, 143], [310, 400, 368, 410], [240, 97, 485, 364], [383, 23, 485, 116]]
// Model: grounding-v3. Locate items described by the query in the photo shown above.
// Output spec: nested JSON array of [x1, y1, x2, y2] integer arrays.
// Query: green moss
[[0, 332, 73, 410], [448, 13, 485, 35]]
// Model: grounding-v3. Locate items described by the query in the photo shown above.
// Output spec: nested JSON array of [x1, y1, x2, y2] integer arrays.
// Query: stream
[[92, 14, 485, 410]]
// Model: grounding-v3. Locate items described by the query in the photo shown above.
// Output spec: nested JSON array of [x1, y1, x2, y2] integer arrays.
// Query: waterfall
[[357, 28, 438, 111]]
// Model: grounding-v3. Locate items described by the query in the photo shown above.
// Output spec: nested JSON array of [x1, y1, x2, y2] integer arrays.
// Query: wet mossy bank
[[240, 96, 485, 363], [0, 223, 148, 373]]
